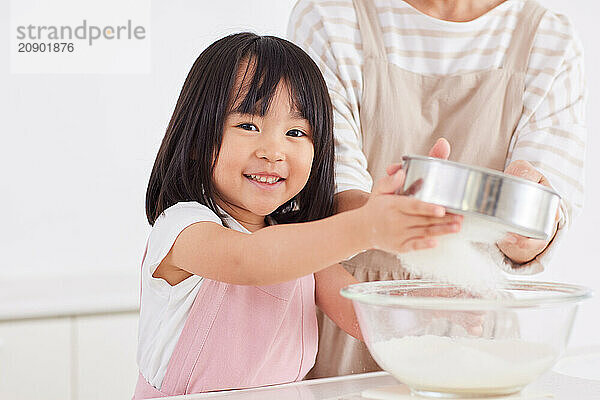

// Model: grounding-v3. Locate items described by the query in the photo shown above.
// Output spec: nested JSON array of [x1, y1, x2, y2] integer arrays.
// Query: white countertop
[[159, 367, 600, 400], [0, 271, 139, 321]]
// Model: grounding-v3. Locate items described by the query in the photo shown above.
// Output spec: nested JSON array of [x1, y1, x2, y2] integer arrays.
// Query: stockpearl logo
[[10, 0, 151, 74]]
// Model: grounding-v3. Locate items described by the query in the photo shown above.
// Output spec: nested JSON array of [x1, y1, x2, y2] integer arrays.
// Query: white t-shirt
[[136, 201, 250, 390]]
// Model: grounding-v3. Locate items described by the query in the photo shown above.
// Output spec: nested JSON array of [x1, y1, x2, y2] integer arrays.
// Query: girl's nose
[[256, 148, 286, 162], [255, 135, 286, 162]]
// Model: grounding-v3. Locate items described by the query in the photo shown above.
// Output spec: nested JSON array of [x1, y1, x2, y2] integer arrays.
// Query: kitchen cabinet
[[75, 312, 139, 400], [0, 318, 73, 400], [0, 312, 139, 400], [0, 272, 140, 400]]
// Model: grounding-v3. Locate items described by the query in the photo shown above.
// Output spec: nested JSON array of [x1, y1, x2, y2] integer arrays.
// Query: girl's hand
[[360, 166, 462, 254], [497, 160, 560, 264]]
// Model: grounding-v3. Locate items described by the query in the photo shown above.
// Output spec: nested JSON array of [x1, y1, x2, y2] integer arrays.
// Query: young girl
[[133, 32, 461, 398]]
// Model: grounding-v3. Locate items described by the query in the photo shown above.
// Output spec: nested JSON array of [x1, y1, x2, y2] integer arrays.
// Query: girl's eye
[[286, 129, 307, 138], [237, 123, 258, 131]]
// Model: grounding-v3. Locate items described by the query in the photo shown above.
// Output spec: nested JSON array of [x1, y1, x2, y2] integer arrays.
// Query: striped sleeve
[[505, 13, 586, 273], [288, 0, 373, 194]]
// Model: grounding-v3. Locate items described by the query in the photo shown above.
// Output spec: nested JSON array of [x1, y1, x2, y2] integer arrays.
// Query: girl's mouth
[[244, 174, 285, 188]]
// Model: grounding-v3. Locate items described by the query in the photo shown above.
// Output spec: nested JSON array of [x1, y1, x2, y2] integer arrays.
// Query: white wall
[[0, 0, 298, 279], [1, 1, 599, 347]]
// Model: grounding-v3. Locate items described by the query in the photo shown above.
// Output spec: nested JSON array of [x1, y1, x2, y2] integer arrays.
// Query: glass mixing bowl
[[340, 280, 591, 398]]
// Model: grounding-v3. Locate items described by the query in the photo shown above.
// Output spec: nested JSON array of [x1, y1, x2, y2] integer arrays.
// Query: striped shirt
[[287, 0, 586, 236]]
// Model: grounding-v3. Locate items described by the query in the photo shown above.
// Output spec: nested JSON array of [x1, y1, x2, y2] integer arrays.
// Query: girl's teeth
[[248, 174, 281, 184]]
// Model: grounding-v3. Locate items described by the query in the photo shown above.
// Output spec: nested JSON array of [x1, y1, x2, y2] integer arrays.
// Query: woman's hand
[[360, 165, 462, 254], [497, 160, 560, 264]]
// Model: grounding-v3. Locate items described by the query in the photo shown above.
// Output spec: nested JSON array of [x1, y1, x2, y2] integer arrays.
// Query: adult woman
[[288, 0, 586, 378]]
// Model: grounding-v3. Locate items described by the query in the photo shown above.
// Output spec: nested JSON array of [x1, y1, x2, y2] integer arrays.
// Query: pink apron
[[133, 246, 318, 398]]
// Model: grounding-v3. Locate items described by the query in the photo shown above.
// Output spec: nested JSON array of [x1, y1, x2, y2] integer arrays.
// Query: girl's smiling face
[[212, 81, 314, 231], [146, 34, 334, 228]]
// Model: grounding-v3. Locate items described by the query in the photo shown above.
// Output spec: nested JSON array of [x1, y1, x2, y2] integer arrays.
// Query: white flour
[[372, 335, 557, 395], [397, 214, 511, 293]]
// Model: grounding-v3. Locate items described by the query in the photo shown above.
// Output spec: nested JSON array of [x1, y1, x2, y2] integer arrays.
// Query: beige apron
[[307, 0, 547, 379]]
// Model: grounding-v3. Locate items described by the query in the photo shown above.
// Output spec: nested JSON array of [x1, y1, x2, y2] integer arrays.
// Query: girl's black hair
[[146, 32, 335, 226]]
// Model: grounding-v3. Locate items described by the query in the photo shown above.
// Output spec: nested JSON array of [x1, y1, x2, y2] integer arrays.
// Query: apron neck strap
[[353, 0, 387, 59], [354, 0, 546, 71], [504, 0, 547, 72]]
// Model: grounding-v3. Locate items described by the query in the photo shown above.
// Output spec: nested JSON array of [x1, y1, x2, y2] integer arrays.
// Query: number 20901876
[[18, 42, 74, 52]]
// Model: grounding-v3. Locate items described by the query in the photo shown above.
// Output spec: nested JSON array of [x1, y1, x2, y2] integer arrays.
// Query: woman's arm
[[500, 20, 586, 271], [288, 1, 373, 196], [314, 264, 363, 340], [334, 189, 369, 213]]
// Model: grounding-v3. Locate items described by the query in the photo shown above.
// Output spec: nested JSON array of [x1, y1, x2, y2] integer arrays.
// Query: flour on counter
[[371, 335, 557, 395]]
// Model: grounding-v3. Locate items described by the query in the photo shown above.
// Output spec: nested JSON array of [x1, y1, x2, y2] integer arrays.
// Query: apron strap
[[503, 0, 547, 72], [353, 0, 387, 59]]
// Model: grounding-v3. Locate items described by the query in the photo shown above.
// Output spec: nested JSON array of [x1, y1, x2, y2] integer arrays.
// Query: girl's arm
[[314, 264, 362, 340], [164, 208, 370, 286], [161, 170, 460, 286]]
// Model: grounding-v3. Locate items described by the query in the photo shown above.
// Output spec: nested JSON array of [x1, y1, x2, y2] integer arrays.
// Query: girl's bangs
[[228, 46, 307, 120]]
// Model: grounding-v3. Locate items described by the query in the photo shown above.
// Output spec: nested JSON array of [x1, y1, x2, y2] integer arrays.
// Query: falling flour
[[372, 335, 558, 395], [397, 214, 512, 293]]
